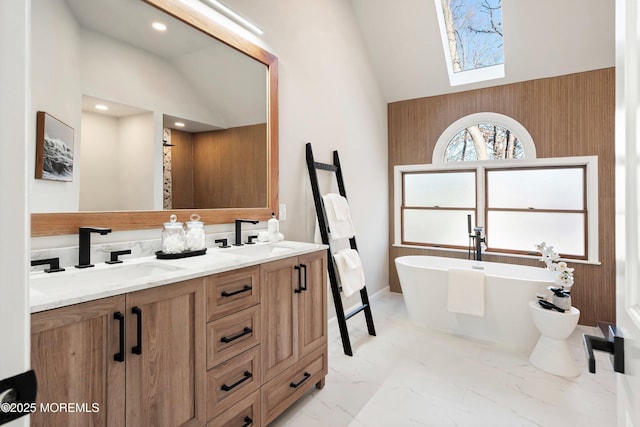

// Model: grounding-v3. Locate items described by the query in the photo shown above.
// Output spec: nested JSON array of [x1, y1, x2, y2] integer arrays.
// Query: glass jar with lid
[[185, 214, 206, 251], [161, 214, 185, 254]]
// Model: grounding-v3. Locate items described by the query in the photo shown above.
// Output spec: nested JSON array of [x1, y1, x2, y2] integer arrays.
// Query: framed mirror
[[31, 0, 278, 236]]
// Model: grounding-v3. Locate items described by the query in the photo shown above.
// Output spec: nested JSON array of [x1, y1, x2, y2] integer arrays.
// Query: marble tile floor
[[271, 289, 617, 427]]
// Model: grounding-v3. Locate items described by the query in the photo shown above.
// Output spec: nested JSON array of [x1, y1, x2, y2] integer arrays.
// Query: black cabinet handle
[[294, 265, 302, 293], [221, 327, 253, 343], [294, 264, 307, 293], [300, 264, 307, 292], [113, 311, 125, 362], [289, 372, 311, 388], [242, 416, 253, 427], [221, 284, 252, 297], [131, 306, 142, 355], [221, 371, 252, 392]]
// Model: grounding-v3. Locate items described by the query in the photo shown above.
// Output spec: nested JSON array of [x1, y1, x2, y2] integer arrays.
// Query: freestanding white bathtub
[[395, 255, 556, 352]]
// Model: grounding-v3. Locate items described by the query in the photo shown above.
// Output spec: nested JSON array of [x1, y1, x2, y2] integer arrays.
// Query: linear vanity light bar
[[198, 0, 263, 35]]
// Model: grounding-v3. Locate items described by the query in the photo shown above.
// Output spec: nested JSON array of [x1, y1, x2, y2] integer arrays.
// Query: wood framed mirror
[[31, 0, 278, 236]]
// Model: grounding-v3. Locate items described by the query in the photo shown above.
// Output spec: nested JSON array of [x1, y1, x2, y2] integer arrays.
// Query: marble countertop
[[30, 241, 327, 313]]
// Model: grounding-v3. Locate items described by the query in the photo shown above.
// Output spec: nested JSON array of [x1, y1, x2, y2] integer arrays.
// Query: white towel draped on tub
[[333, 248, 365, 298], [447, 268, 486, 316], [321, 193, 356, 239]]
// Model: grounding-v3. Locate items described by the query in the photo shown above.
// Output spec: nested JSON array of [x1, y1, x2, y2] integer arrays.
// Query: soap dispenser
[[267, 212, 279, 242]]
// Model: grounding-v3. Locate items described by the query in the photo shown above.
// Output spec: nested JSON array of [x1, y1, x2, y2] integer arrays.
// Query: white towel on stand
[[447, 268, 485, 316], [321, 193, 356, 239], [333, 248, 365, 298]]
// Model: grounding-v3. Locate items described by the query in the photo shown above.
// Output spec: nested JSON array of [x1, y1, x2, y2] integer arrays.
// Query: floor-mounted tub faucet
[[75, 227, 112, 268], [234, 219, 259, 246], [472, 227, 485, 261]]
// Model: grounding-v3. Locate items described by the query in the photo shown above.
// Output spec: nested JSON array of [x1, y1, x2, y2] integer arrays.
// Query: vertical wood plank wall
[[169, 123, 267, 209], [388, 68, 615, 325], [194, 123, 267, 209]]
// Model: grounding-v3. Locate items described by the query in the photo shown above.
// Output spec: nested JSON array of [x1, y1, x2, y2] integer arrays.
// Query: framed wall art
[[35, 111, 74, 181]]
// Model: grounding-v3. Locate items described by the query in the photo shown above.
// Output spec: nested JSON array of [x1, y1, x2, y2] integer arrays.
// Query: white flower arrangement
[[535, 242, 574, 289]]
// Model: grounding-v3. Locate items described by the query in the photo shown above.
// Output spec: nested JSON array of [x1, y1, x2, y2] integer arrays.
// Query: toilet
[[528, 300, 581, 377]]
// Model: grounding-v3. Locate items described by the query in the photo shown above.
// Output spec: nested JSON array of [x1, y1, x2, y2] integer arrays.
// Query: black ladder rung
[[314, 161, 338, 172], [344, 304, 369, 321]]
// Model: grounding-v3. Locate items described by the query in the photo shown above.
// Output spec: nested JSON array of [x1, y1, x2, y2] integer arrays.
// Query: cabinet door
[[31, 295, 126, 427], [125, 278, 206, 427], [260, 257, 299, 382], [298, 251, 328, 358]]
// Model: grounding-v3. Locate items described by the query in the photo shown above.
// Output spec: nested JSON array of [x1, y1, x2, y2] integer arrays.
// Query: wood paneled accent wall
[[169, 123, 267, 209], [388, 68, 615, 326], [194, 123, 267, 209]]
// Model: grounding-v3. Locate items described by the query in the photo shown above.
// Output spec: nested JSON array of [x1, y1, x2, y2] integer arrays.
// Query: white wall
[[80, 112, 156, 210], [79, 112, 120, 210], [30, 0, 81, 213], [0, 0, 30, 425], [117, 113, 156, 210]]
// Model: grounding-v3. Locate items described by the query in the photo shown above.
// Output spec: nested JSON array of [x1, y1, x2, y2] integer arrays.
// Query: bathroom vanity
[[29, 242, 328, 426]]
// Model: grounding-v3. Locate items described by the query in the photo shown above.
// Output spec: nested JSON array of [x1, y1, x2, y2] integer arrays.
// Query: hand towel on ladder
[[333, 248, 365, 298], [447, 268, 485, 316], [321, 193, 356, 239]]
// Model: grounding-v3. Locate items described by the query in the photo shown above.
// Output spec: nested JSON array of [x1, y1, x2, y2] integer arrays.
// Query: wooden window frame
[[401, 169, 477, 249], [484, 165, 588, 259]]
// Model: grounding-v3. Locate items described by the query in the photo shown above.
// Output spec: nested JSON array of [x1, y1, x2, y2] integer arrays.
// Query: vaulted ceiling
[[349, 0, 615, 103]]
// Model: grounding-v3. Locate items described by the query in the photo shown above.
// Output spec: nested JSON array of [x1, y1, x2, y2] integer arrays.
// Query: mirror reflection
[[31, 0, 268, 213]]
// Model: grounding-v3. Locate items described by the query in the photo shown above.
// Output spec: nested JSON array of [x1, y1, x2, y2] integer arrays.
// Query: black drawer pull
[[221, 284, 252, 297], [113, 311, 125, 362], [221, 371, 252, 392], [289, 372, 311, 388], [131, 306, 142, 355], [221, 327, 253, 343], [242, 416, 253, 427]]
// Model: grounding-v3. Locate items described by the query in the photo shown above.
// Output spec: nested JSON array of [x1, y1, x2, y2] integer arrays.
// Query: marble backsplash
[[30, 228, 268, 271]]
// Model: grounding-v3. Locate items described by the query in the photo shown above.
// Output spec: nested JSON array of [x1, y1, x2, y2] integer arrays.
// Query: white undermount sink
[[222, 242, 307, 258], [30, 261, 185, 289]]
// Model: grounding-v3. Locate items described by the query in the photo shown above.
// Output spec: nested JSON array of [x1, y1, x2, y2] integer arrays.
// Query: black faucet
[[31, 257, 65, 273], [75, 227, 112, 268], [234, 219, 259, 246], [472, 227, 485, 261]]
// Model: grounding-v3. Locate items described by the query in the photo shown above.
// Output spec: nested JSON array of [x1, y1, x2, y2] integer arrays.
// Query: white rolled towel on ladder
[[333, 248, 365, 298]]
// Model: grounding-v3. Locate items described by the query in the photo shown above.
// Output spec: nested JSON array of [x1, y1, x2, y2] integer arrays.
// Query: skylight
[[435, 0, 504, 86]]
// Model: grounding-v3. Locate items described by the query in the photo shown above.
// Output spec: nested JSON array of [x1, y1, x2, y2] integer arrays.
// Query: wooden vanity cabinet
[[30, 249, 328, 427], [260, 251, 328, 424], [31, 295, 126, 427], [30, 278, 206, 427], [125, 278, 206, 427]]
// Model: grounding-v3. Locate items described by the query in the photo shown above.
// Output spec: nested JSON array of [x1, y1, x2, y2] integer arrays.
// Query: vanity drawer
[[261, 346, 327, 425], [207, 266, 260, 321], [207, 390, 261, 427], [207, 305, 261, 368], [207, 346, 261, 419]]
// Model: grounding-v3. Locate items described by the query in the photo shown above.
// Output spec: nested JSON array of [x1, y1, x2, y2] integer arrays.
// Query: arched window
[[432, 112, 536, 163]]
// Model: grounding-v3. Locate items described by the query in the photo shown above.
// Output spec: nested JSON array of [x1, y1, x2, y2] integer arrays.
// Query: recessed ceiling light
[[152, 22, 167, 32], [95, 104, 109, 110], [174, 122, 185, 127]]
